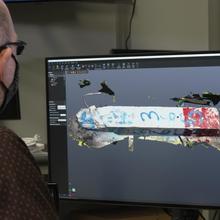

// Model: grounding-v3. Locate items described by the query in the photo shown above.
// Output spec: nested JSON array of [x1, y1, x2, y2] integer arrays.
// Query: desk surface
[[61, 206, 170, 220]]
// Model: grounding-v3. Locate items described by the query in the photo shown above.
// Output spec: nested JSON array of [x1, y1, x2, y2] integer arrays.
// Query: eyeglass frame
[[0, 40, 26, 56]]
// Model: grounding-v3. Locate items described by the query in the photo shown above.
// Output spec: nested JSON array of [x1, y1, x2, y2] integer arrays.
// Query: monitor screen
[[46, 53, 220, 208]]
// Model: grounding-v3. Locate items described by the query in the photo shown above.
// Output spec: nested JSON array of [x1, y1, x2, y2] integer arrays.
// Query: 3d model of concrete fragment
[[171, 91, 220, 106], [68, 117, 128, 149], [138, 136, 220, 151], [69, 105, 220, 151]]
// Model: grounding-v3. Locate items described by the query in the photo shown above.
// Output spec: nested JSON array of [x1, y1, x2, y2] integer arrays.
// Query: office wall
[[1, 1, 117, 143], [209, 0, 220, 50], [131, 0, 209, 51]]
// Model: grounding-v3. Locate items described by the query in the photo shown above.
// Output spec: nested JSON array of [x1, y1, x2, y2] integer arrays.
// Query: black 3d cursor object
[[79, 80, 91, 88], [99, 81, 115, 96]]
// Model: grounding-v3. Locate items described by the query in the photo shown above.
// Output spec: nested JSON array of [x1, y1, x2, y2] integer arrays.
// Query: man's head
[[0, 0, 18, 113]]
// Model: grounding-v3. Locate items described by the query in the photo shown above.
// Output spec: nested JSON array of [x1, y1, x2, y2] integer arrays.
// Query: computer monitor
[[46, 52, 220, 208]]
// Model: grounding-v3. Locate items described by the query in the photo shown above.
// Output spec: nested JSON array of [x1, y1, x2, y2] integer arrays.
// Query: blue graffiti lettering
[[80, 111, 95, 129], [169, 112, 176, 121], [140, 111, 160, 121], [106, 111, 132, 125], [119, 112, 131, 125], [179, 113, 185, 123], [185, 109, 204, 127], [185, 109, 204, 126]]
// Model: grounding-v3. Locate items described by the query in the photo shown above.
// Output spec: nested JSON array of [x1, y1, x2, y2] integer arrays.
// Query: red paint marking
[[183, 107, 220, 129]]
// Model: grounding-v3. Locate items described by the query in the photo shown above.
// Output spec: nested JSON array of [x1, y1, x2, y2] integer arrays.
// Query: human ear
[[0, 48, 12, 81]]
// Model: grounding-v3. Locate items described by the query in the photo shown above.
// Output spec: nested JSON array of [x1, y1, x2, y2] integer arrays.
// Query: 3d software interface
[[47, 56, 220, 206]]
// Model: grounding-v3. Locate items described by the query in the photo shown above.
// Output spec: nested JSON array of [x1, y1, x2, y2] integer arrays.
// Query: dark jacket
[[0, 127, 58, 220]]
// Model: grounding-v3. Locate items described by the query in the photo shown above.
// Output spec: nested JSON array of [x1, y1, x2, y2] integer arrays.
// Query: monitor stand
[[166, 208, 199, 220]]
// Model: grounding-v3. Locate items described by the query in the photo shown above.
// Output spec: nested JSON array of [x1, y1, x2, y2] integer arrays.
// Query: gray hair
[[0, 2, 16, 45]]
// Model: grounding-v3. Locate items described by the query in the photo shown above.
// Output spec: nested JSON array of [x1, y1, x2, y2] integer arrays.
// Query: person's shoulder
[[0, 126, 39, 168], [0, 126, 19, 138], [0, 126, 25, 147]]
